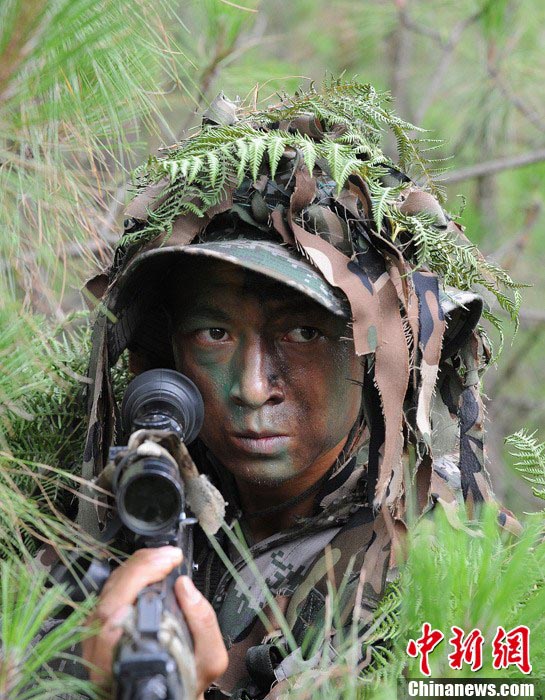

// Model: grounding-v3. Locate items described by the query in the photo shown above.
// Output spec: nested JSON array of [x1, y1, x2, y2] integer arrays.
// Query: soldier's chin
[[225, 455, 303, 487]]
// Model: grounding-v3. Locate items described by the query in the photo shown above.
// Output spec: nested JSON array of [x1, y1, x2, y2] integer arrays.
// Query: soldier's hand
[[82, 546, 228, 699]]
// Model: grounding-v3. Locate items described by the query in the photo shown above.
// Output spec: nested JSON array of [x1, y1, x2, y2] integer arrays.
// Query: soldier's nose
[[229, 337, 283, 408]]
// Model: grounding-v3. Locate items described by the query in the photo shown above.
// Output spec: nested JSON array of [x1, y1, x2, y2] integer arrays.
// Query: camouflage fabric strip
[[288, 166, 380, 357], [351, 510, 392, 627], [140, 192, 234, 251], [413, 271, 446, 448], [124, 176, 170, 220], [372, 271, 411, 507], [385, 260, 419, 384], [303, 204, 352, 256], [458, 332, 490, 507], [333, 187, 361, 219], [78, 312, 112, 537], [365, 232, 420, 387], [343, 174, 373, 218], [270, 207, 294, 245], [277, 115, 324, 140]]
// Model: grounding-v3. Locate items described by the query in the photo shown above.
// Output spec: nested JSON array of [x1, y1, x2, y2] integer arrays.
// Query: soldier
[[79, 84, 520, 699]]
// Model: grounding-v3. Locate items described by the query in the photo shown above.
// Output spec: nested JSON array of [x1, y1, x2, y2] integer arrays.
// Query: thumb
[[175, 576, 229, 691]]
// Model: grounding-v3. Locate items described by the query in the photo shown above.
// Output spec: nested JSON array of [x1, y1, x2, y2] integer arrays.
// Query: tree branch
[[488, 64, 545, 136], [413, 6, 486, 124], [443, 148, 545, 183], [397, 7, 444, 47], [390, 1, 414, 123]]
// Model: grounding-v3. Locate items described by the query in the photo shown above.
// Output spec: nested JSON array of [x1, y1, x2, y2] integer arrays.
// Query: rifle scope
[[115, 369, 204, 537]]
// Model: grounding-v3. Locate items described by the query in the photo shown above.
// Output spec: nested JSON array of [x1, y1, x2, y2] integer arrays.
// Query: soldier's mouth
[[230, 432, 290, 455]]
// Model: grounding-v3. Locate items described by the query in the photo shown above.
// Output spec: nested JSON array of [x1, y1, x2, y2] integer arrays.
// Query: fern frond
[[368, 179, 406, 235], [293, 134, 317, 174], [506, 430, 545, 503], [481, 312, 505, 360], [236, 138, 249, 182], [322, 141, 360, 192], [267, 134, 286, 179], [187, 155, 203, 184], [206, 151, 221, 188], [248, 135, 267, 182]]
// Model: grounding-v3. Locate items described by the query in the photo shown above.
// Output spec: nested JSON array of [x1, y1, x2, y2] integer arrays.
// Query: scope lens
[[124, 475, 179, 527], [116, 458, 183, 535]]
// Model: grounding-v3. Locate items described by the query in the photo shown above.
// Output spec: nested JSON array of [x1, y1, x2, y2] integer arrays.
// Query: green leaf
[[298, 136, 317, 175], [371, 186, 394, 234], [267, 134, 286, 179], [166, 160, 179, 183], [207, 151, 221, 188], [506, 429, 545, 505], [236, 138, 249, 183], [248, 135, 267, 182], [324, 141, 345, 184], [187, 155, 203, 184]]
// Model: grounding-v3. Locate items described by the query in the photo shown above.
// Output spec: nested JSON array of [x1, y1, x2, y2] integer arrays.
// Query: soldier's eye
[[283, 327, 320, 343], [194, 328, 229, 343]]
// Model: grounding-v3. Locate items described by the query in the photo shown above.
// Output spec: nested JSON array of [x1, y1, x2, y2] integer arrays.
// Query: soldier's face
[[170, 259, 363, 487]]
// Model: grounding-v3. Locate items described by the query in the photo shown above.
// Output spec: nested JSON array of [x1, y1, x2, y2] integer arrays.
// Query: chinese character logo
[[492, 626, 532, 674], [448, 626, 484, 671], [407, 624, 532, 676], [406, 623, 444, 676]]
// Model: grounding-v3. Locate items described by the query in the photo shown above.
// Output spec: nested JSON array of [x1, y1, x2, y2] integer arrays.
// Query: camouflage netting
[[82, 80, 521, 536]]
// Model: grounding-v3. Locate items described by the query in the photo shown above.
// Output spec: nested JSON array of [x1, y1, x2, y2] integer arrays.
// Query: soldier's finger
[[84, 605, 132, 684], [175, 576, 229, 690], [96, 546, 182, 622]]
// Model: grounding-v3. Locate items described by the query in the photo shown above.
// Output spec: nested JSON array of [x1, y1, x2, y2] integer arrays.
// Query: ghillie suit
[[81, 81, 521, 698]]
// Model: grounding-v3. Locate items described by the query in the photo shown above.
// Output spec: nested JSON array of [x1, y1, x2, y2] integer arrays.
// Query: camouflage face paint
[[168, 259, 364, 490]]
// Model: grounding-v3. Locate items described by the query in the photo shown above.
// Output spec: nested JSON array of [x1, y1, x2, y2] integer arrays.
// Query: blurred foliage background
[[1, 0, 545, 514]]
